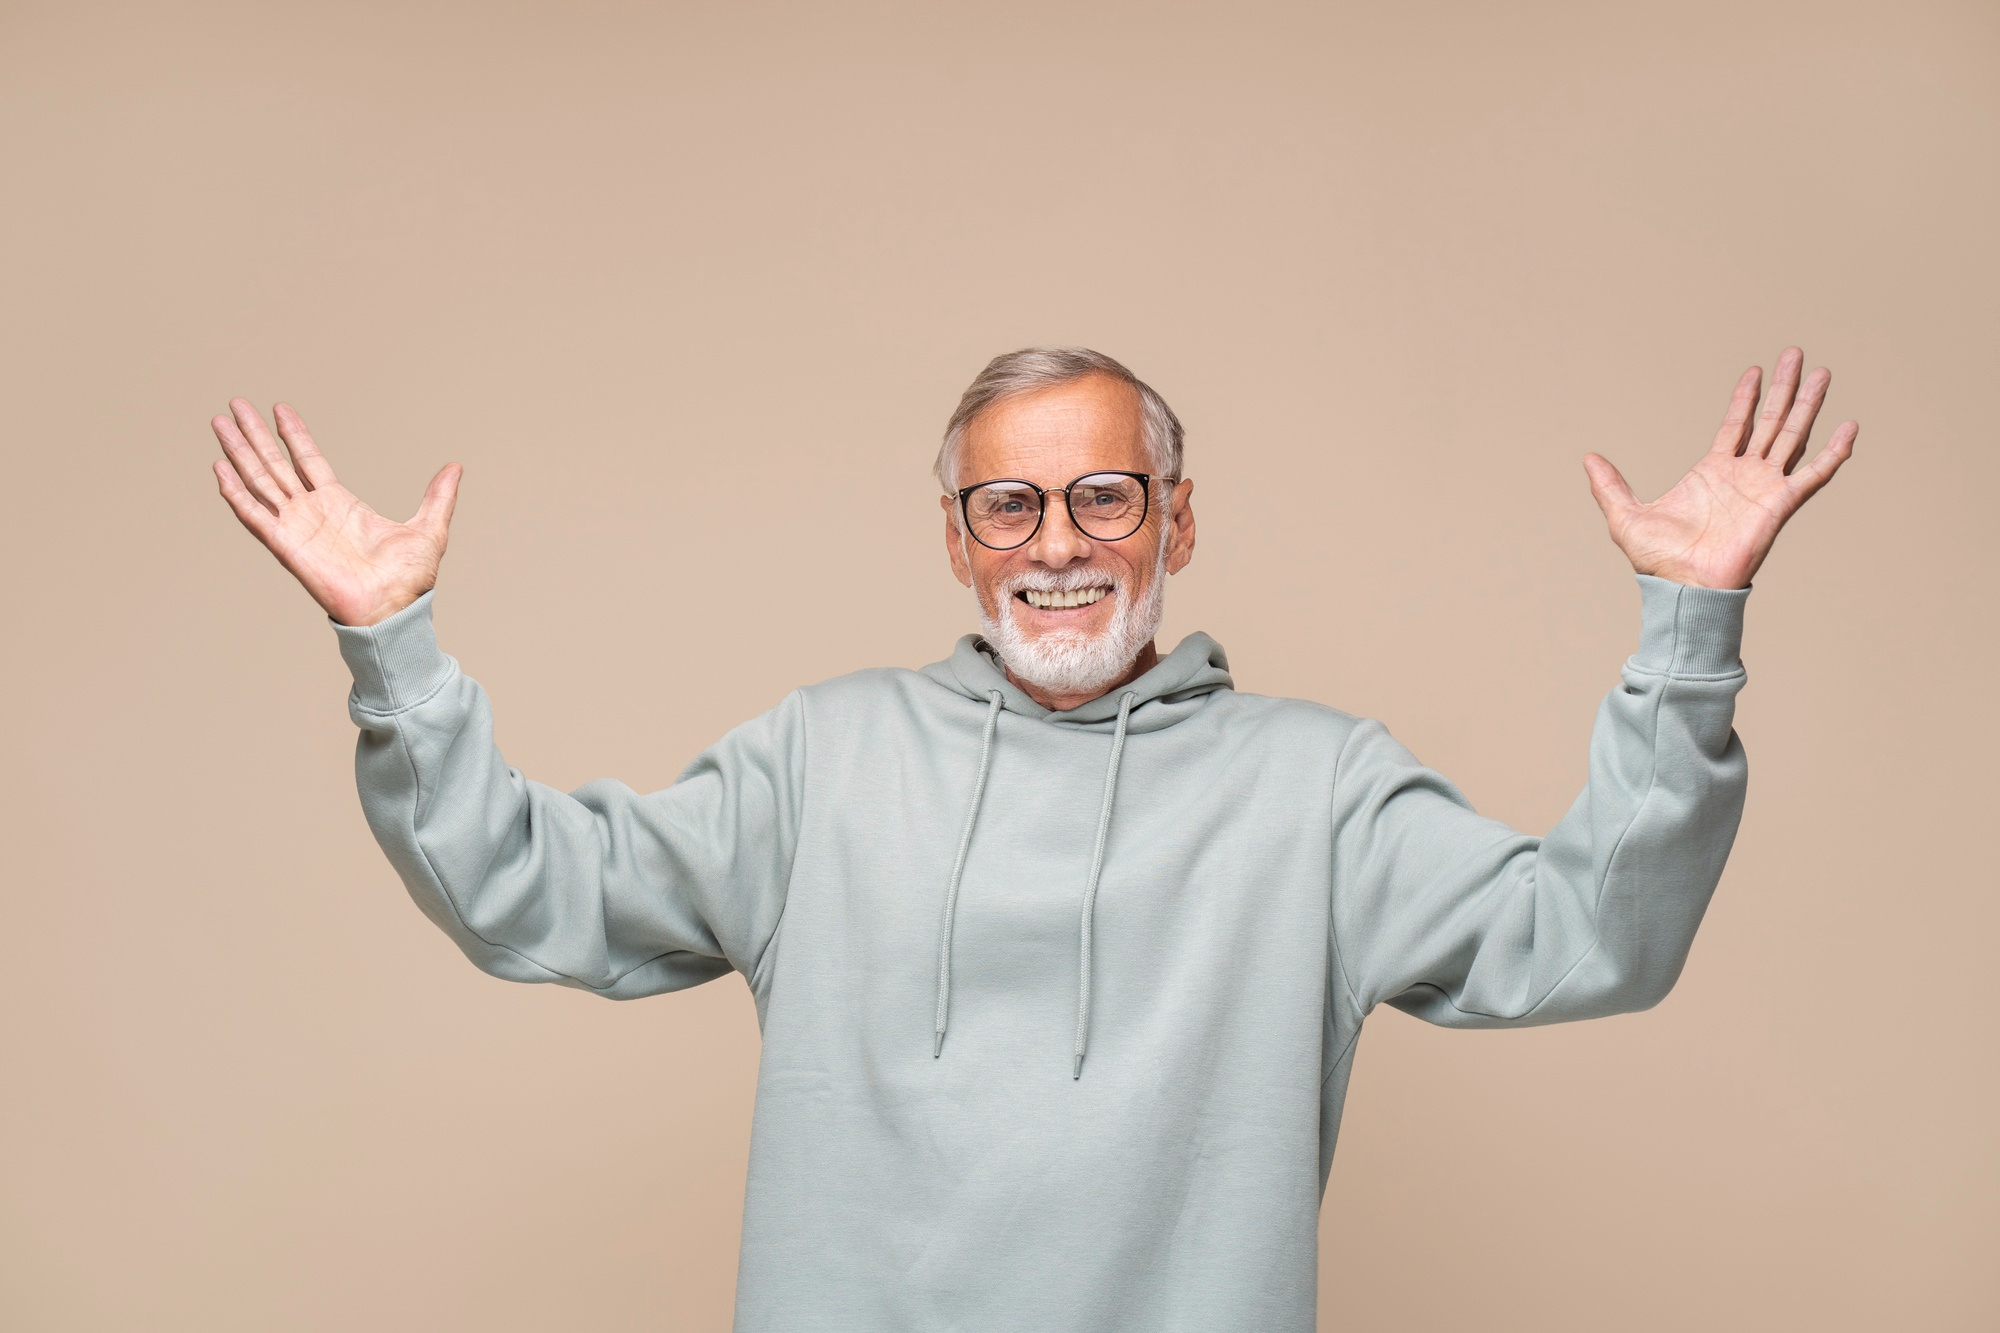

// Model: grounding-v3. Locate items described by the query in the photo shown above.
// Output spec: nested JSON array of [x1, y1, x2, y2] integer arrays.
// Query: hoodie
[[332, 573, 1749, 1332]]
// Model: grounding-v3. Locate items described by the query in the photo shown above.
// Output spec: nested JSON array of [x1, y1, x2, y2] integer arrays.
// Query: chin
[[980, 583, 1166, 700]]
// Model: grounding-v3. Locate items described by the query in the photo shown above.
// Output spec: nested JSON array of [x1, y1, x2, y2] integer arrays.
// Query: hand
[[1583, 348, 1857, 590], [211, 399, 462, 627]]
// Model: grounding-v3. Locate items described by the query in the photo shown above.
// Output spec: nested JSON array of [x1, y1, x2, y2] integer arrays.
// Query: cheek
[[1120, 536, 1164, 583], [967, 555, 1012, 609]]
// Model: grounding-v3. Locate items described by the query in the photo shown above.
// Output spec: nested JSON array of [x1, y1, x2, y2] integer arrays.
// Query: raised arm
[[1330, 574, 1749, 1024], [333, 594, 804, 996], [211, 401, 802, 996], [1329, 349, 1856, 1025]]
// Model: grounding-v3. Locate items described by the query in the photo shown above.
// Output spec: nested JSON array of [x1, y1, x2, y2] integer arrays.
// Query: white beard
[[973, 534, 1169, 701]]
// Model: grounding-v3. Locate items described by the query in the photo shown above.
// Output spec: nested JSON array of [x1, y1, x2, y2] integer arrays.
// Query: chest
[[795, 718, 1339, 1002]]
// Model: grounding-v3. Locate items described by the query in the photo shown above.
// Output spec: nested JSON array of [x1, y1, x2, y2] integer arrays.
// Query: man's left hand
[[1583, 347, 1857, 590]]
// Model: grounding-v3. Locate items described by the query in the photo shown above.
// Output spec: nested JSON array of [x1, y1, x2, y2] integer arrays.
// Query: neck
[[1005, 640, 1159, 713]]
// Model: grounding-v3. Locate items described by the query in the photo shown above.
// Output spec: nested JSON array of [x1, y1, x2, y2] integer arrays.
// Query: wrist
[[1638, 569, 1749, 592], [326, 585, 429, 628], [1627, 554, 1753, 592]]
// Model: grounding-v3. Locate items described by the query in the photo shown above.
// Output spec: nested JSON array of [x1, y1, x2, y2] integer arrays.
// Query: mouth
[[1017, 585, 1112, 612]]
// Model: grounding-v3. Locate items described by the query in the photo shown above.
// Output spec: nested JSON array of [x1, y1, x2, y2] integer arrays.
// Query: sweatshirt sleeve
[[332, 591, 806, 999], [1327, 574, 1749, 1027]]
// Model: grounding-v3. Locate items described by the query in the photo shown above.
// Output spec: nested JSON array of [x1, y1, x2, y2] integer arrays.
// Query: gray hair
[[934, 347, 1185, 492]]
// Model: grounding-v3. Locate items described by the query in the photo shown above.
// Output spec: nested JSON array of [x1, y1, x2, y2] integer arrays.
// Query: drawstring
[[1073, 692, 1135, 1079], [934, 690, 1004, 1058], [931, 687, 1136, 1079]]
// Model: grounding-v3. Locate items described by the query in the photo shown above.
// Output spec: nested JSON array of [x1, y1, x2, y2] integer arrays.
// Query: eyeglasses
[[956, 470, 1177, 552]]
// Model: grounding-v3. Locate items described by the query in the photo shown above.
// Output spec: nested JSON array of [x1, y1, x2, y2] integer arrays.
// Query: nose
[[1024, 490, 1095, 568]]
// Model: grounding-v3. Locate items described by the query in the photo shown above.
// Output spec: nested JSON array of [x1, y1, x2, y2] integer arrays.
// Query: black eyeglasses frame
[[954, 470, 1180, 552]]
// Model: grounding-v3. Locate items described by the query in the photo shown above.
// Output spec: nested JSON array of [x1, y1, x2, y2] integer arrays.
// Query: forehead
[[958, 374, 1148, 484]]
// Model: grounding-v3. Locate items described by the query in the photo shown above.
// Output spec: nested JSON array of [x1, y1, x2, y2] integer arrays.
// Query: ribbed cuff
[[330, 590, 456, 712], [1632, 574, 1749, 676]]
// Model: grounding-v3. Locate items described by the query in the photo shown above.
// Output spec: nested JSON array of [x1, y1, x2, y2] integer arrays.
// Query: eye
[[969, 485, 1039, 527]]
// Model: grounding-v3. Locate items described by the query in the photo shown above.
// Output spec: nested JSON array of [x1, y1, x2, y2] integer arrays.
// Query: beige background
[[3, 1, 1994, 1328]]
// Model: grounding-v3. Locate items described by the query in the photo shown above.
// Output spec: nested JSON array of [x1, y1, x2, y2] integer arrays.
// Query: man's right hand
[[211, 398, 461, 627]]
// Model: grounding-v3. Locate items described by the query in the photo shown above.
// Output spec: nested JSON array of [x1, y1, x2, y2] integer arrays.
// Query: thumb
[[1581, 453, 1637, 521], [413, 462, 462, 541]]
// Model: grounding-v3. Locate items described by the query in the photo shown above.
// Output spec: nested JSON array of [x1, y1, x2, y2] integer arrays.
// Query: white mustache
[[997, 567, 1123, 596]]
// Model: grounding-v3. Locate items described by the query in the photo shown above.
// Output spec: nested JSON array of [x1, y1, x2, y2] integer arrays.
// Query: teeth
[[1023, 587, 1109, 609]]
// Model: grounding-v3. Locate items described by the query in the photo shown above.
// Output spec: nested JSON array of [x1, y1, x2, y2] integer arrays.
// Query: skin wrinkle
[[940, 372, 1197, 714]]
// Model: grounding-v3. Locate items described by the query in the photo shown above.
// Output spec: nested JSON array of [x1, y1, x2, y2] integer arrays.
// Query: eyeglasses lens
[[965, 474, 1149, 549]]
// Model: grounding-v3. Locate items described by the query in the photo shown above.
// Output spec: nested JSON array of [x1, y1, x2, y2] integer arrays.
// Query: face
[[941, 373, 1197, 700]]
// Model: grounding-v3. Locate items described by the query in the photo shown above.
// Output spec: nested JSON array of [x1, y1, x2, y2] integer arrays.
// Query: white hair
[[934, 347, 1185, 492], [973, 527, 1172, 698]]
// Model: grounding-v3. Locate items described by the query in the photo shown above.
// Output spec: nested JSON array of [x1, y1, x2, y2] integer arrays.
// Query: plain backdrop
[[2, 1, 1994, 1329]]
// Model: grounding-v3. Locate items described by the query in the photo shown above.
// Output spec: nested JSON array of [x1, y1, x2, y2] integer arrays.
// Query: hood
[[918, 630, 1234, 734], [917, 630, 1234, 1078]]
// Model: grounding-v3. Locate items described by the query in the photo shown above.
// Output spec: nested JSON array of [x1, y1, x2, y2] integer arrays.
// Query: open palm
[[212, 399, 461, 627], [1584, 348, 1857, 590]]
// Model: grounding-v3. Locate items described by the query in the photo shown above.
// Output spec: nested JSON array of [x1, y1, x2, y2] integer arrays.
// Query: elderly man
[[212, 346, 1853, 1331]]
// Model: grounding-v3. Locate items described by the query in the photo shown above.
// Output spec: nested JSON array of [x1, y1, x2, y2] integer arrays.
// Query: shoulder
[[795, 664, 934, 708], [1176, 689, 1381, 770], [1207, 687, 1367, 737], [792, 665, 979, 730], [1200, 692, 1436, 805]]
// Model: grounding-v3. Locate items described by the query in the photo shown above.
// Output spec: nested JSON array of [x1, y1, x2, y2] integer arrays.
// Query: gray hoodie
[[333, 573, 1749, 1331]]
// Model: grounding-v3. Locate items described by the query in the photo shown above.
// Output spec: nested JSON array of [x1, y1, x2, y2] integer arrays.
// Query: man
[[212, 346, 1855, 1331]]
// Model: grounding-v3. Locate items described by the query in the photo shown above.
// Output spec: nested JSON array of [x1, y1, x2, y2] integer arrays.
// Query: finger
[[229, 397, 301, 497], [1787, 420, 1857, 499], [212, 411, 287, 513], [1746, 347, 1803, 459], [1582, 452, 1639, 519], [273, 403, 338, 490], [412, 463, 462, 540], [214, 458, 277, 539], [1709, 366, 1762, 456], [1771, 367, 1831, 474]]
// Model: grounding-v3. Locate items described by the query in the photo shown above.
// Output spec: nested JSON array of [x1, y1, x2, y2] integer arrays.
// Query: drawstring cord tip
[[1072, 1052, 1083, 1080], [934, 1030, 943, 1058]]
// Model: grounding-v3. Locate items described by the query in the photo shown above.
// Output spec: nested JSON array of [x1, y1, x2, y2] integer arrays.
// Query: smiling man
[[939, 357, 1195, 716], [213, 346, 1854, 1331]]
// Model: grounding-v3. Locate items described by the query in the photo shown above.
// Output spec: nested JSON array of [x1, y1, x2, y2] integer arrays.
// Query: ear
[[941, 494, 973, 588], [1163, 478, 1197, 575]]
